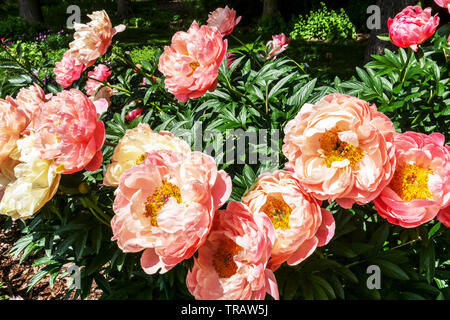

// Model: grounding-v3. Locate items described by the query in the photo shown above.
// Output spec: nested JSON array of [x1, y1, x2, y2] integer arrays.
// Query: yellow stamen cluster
[[135, 154, 146, 165], [187, 61, 200, 77], [213, 238, 242, 278], [320, 131, 364, 169], [144, 180, 182, 227], [262, 196, 292, 229], [390, 163, 433, 201]]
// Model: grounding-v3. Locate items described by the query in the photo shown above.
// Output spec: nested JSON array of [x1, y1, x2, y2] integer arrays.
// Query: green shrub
[[0, 16, 46, 41], [290, 2, 356, 42], [128, 46, 160, 65]]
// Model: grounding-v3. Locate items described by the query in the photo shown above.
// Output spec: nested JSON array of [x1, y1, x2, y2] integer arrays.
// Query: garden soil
[[0, 222, 102, 300]]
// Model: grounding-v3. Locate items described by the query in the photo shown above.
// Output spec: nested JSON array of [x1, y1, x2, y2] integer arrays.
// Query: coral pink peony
[[374, 132, 450, 228], [111, 150, 232, 274], [85, 64, 112, 96], [158, 21, 227, 102], [33, 89, 105, 174], [388, 6, 440, 52], [266, 33, 291, 60], [68, 10, 125, 67], [186, 201, 278, 300], [15, 84, 49, 123], [207, 6, 241, 36], [54, 51, 86, 88], [0, 97, 28, 167], [283, 94, 396, 209], [242, 170, 335, 270], [125, 109, 143, 122], [435, 0, 450, 12], [438, 205, 450, 227]]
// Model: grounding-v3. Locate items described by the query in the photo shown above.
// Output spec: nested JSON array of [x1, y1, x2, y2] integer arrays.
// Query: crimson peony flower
[[374, 132, 450, 228], [388, 6, 440, 52], [85, 64, 112, 96], [207, 6, 241, 36], [68, 10, 125, 67], [282, 94, 396, 209], [54, 51, 86, 89], [125, 109, 143, 122], [226, 52, 236, 69], [33, 89, 105, 174], [186, 201, 279, 300], [158, 21, 227, 102], [242, 170, 335, 270], [111, 150, 232, 274]]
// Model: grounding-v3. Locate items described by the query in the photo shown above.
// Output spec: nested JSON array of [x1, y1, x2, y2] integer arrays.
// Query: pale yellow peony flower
[[104, 123, 191, 187], [0, 133, 60, 220]]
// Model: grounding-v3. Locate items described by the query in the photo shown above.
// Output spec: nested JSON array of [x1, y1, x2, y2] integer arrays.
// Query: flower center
[[320, 130, 364, 169], [262, 196, 291, 229], [390, 163, 433, 201], [144, 180, 182, 227], [212, 238, 242, 278], [135, 154, 146, 165], [187, 61, 200, 77]]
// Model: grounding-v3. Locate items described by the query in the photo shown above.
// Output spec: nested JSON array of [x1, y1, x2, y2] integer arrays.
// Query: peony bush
[[0, 5, 449, 300]]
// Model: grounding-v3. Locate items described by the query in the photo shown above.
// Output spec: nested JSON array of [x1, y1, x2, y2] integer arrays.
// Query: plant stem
[[287, 56, 306, 73], [265, 82, 269, 115], [400, 49, 413, 84], [87, 76, 131, 96], [230, 34, 263, 68]]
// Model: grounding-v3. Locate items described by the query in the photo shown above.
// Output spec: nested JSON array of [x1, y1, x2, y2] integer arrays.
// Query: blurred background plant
[[290, 2, 356, 42]]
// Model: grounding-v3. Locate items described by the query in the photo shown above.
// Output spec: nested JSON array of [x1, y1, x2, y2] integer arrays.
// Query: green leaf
[[420, 241, 436, 283], [371, 259, 410, 281], [428, 223, 441, 238], [310, 275, 336, 299], [369, 224, 389, 251]]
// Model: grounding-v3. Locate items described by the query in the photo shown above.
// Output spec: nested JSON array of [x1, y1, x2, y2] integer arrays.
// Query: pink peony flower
[[374, 132, 450, 228], [388, 6, 440, 52], [0, 97, 28, 166], [158, 21, 227, 103], [207, 6, 241, 36], [68, 10, 126, 67], [54, 51, 86, 88], [111, 150, 232, 274], [434, 0, 450, 12], [242, 170, 335, 270], [33, 89, 105, 174], [85, 64, 112, 96], [283, 94, 396, 209], [266, 33, 291, 60], [125, 109, 143, 122], [186, 201, 279, 300]]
